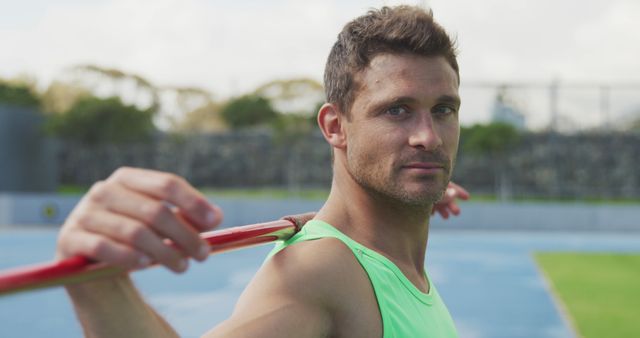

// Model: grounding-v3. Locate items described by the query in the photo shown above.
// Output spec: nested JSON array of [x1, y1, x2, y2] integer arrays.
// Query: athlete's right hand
[[56, 167, 223, 273]]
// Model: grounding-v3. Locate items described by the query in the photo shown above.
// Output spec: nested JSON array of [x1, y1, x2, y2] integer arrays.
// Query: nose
[[407, 113, 442, 151]]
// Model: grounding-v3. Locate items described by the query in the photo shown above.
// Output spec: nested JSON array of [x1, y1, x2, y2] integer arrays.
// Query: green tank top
[[268, 220, 459, 338]]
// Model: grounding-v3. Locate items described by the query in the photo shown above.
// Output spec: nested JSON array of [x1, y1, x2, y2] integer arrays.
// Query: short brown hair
[[324, 6, 459, 116]]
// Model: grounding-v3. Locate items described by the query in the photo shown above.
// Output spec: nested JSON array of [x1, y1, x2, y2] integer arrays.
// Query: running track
[[1, 228, 639, 338]]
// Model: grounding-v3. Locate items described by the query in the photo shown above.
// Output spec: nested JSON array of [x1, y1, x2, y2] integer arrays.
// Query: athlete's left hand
[[432, 182, 470, 219]]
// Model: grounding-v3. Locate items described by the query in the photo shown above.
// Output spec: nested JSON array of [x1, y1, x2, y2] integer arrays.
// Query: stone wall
[[56, 131, 640, 198], [58, 131, 333, 188], [454, 133, 640, 198]]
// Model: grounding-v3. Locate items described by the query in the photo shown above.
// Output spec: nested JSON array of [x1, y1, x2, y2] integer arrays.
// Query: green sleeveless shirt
[[268, 220, 459, 338]]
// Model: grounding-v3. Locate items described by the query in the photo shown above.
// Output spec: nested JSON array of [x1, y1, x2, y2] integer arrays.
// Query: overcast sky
[[1, 0, 639, 127]]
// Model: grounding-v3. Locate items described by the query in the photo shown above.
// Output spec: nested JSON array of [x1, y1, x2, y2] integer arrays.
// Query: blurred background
[[1, 0, 639, 200], [1, 1, 639, 338]]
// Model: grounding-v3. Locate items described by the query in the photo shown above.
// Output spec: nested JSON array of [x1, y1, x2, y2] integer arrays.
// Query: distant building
[[0, 104, 57, 192], [491, 88, 526, 130]]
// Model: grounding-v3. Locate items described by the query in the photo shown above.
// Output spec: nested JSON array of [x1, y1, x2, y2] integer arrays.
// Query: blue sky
[[1, 0, 639, 128]]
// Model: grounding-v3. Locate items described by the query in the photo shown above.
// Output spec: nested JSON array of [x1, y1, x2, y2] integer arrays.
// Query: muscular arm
[[57, 168, 222, 337], [57, 167, 320, 337], [203, 238, 379, 338], [203, 242, 335, 338], [65, 276, 179, 338]]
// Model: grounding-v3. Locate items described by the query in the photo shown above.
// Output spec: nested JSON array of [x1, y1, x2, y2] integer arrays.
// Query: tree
[[219, 95, 278, 129], [160, 86, 226, 132], [41, 81, 91, 114], [0, 82, 40, 107], [175, 101, 227, 133], [460, 122, 521, 200], [67, 64, 160, 112], [461, 122, 521, 156], [626, 108, 640, 133], [46, 96, 156, 145], [253, 77, 324, 116]]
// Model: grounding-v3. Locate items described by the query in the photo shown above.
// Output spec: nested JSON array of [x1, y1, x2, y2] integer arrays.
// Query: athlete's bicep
[[203, 297, 332, 338], [202, 243, 337, 338]]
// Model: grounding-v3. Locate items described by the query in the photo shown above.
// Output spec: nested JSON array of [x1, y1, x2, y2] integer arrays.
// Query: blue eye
[[387, 106, 409, 116], [433, 105, 456, 116]]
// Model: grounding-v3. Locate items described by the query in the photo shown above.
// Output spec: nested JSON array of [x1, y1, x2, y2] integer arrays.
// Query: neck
[[315, 169, 433, 275]]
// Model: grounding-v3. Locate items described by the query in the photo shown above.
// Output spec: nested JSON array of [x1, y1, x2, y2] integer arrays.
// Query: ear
[[317, 103, 346, 149]]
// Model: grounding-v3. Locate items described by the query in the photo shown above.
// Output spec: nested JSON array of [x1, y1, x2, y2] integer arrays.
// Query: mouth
[[401, 162, 447, 174]]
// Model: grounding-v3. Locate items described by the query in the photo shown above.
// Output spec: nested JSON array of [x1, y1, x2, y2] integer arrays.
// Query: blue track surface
[[1, 228, 639, 338]]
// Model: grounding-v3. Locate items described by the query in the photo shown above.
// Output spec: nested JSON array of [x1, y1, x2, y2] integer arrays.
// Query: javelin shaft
[[0, 219, 298, 297]]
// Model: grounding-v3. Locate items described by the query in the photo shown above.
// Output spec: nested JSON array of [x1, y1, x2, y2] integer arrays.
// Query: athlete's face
[[343, 53, 460, 206]]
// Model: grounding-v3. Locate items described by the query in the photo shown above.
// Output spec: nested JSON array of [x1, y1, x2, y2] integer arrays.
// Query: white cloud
[[570, 0, 640, 81], [1, 0, 638, 127]]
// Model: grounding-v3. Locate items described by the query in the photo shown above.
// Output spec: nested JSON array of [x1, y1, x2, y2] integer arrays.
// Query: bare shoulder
[[244, 237, 366, 315], [267, 237, 363, 290], [203, 238, 380, 338]]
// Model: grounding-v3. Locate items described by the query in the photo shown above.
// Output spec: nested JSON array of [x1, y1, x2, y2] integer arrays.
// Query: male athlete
[[56, 5, 465, 337]]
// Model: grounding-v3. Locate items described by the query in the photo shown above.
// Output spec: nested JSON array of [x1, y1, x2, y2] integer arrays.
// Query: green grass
[[55, 185, 640, 204], [57, 184, 90, 195], [471, 194, 640, 204], [535, 252, 640, 338], [58, 184, 330, 200], [201, 187, 329, 200], [57, 185, 328, 199]]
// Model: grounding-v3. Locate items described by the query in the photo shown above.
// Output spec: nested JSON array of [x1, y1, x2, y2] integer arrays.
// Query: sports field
[[2, 227, 640, 338], [536, 253, 640, 338]]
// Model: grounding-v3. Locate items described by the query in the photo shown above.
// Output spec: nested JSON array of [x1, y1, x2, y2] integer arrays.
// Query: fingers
[[434, 181, 469, 219], [448, 182, 470, 200], [447, 201, 461, 216], [57, 167, 223, 275], [436, 206, 450, 219], [109, 167, 222, 231], [86, 182, 210, 261], [58, 230, 154, 271], [76, 208, 197, 272]]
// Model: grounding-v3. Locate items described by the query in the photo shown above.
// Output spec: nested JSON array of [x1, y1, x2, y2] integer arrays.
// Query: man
[[56, 5, 465, 337]]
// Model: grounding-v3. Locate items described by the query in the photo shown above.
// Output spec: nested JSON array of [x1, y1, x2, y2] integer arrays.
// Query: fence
[[459, 82, 640, 133], [54, 131, 640, 200]]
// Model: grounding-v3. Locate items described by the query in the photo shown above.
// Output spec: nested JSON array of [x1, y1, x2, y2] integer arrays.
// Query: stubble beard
[[347, 150, 454, 208]]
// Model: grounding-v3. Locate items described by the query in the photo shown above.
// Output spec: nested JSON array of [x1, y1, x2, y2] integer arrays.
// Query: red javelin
[[0, 218, 301, 297]]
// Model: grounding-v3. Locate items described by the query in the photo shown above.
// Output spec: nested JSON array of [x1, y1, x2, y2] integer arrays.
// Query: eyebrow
[[369, 94, 461, 115], [436, 95, 461, 106], [366, 96, 414, 116]]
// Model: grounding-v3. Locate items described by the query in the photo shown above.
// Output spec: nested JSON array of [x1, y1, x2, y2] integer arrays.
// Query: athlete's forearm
[[65, 275, 179, 338]]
